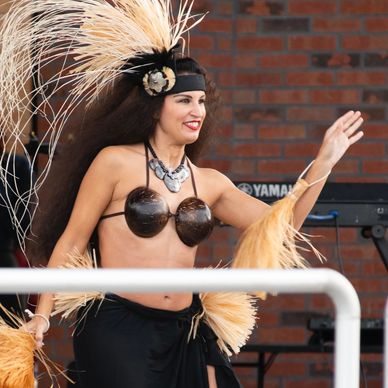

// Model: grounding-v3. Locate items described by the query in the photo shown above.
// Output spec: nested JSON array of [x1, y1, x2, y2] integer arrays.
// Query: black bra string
[[187, 160, 198, 198], [145, 143, 150, 188]]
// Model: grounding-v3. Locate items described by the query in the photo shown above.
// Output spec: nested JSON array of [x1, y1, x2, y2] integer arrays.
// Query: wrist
[[25, 309, 50, 333], [314, 153, 336, 171], [298, 159, 331, 188]]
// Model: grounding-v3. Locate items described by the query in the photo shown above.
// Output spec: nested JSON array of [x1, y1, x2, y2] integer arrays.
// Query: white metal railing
[[0, 268, 360, 387], [385, 298, 388, 388]]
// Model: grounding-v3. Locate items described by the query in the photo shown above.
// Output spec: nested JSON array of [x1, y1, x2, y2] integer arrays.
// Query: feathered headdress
[[0, 0, 206, 251]]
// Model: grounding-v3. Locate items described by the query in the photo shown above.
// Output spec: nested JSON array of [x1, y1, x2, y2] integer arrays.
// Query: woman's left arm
[[293, 110, 363, 229], [212, 110, 363, 230]]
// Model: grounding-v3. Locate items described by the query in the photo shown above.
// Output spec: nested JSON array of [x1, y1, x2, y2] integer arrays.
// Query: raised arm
[[213, 110, 363, 231], [293, 110, 363, 228]]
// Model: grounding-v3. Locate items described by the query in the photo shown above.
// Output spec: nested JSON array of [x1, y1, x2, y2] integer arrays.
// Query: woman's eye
[[178, 98, 190, 103]]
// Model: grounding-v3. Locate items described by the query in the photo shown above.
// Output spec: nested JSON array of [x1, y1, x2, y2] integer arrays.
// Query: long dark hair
[[29, 57, 220, 263]]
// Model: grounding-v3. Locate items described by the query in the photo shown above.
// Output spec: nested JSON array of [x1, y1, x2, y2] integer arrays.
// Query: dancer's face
[[156, 90, 206, 145]]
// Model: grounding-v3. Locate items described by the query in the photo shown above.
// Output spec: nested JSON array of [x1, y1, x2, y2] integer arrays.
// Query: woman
[[0, 1, 363, 387]]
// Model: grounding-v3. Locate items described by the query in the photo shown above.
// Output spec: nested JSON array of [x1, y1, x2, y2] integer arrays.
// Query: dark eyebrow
[[173, 94, 206, 99]]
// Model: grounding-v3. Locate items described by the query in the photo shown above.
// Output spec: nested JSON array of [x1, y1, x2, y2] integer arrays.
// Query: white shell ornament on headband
[[143, 66, 176, 96]]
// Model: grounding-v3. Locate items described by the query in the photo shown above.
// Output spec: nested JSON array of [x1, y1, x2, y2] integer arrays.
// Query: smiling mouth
[[184, 121, 201, 130]]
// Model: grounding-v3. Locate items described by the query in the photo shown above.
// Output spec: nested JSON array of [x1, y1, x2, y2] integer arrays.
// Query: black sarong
[[73, 294, 241, 388]]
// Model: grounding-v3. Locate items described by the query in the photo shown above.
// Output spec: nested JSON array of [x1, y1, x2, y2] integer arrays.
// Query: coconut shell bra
[[100, 145, 214, 247]]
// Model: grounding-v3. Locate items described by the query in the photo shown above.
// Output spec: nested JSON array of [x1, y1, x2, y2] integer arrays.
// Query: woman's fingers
[[327, 110, 359, 134], [344, 116, 364, 137], [33, 327, 44, 348], [348, 130, 364, 145], [343, 110, 362, 128], [22, 320, 45, 348]]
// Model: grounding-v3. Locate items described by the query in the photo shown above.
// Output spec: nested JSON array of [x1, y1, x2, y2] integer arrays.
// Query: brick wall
[[1, 1, 387, 387], [192, 1, 387, 387]]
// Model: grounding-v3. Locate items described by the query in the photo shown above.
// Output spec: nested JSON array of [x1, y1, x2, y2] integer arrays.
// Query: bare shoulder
[[190, 162, 230, 183], [190, 163, 234, 198], [96, 144, 142, 162], [93, 144, 144, 170]]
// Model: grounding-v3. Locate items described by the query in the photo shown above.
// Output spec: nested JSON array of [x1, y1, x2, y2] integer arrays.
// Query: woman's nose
[[191, 103, 204, 117]]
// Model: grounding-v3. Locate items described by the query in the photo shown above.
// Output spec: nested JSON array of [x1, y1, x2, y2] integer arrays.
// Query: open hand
[[316, 110, 364, 168]]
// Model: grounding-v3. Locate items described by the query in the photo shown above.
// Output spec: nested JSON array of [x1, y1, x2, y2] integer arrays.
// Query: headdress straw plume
[[232, 179, 325, 299], [0, 0, 205, 252]]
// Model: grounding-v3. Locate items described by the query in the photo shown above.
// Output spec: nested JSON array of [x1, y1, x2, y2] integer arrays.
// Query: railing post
[[0, 268, 360, 388], [385, 298, 388, 388]]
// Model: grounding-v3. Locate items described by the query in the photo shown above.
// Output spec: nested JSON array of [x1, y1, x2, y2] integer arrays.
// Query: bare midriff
[[97, 213, 197, 311]]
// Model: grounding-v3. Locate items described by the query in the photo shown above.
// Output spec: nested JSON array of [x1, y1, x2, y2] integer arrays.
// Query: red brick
[[265, 294, 309, 310], [267, 361, 307, 376], [258, 160, 307, 175], [343, 35, 388, 50], [233, 89, 257, 104], [338, 176, 388, 183], [233, 143, 281, 157], [236, 54, 257, 68], [351, 278, 385, 293], [236, 107, 282, 122], [218, 1, 233, 15], [218, 124, 233, 137], [362, 261, 388, 275], [364, 124, 388, 138], [236, 72, 282, 86], [189, 35, 215, 50], [259, 54, 309, 68], [313, 18, 361, 32], [197, 53, 233, 68], [259, 311, 280, 325], [340, 246, 377, 261], [310, 228, 359, 243], [260, 125, 306, 139], [363, 160, 388, 174], [308, 294, 334, 310], [236, 18, 257, 33], [201, 159, 231, 171], [287, 107, 335, 121], [289, 0, 336, 15], [365, 17, 388, 32], [337, 71, 387, 85], [260, 89, 308, 104], [221, 90, 233, 104], [285, 380, 331, 388], [234, 124, 256, 139], [199, 18, 233, 33], [289, 36, 337, 51], [309, 90, 360, 104], [285, 143, 320, 157], [217, 36, 232, 50], [237, 36, 284, 51], [341, 0, 388, 14], [333, 159, 360, 174], [231, 159, 256, 175], [221, 106, 233, 121], [240, 1, 285, 16], [216, 143, 232, 156], [287, 72, 334, 86], [191, 0, 214, 13], [257, 327, 306, 343], [361, 296, 387, 313], [347, 142, 385, 157]]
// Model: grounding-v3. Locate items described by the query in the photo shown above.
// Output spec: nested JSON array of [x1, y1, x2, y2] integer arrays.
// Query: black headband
[[166, 74, 206, 95]]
